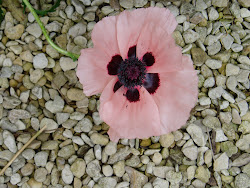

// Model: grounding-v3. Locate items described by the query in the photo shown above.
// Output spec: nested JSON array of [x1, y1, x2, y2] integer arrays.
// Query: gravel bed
[[0, 0, 250, 187]]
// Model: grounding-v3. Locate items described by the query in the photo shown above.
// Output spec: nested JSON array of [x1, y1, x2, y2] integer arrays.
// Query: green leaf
[[22, 0, 61, 16]]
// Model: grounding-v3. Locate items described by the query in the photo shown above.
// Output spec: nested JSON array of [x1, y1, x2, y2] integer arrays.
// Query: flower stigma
[[117, 57, 147, 89]]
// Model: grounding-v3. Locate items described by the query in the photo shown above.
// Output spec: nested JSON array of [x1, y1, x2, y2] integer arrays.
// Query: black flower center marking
[[107, 45, 160, 102], [117, 56, 146, 89]]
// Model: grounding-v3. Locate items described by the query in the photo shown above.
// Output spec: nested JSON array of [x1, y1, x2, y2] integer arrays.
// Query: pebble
[[119, 0, 133, 9], [231, 43, 243, 52], [34, 151, 48, 167], [45, 95, 64, 113], [221, 34, 234, 50], [98, 177, 117, 188], [90, 132, 109, 146], [102, 165, 113, 176], [206, 59, 222, 70], [22, 149, 35, 160], [159, 133, 174, 148], [108, 146, 131, 164], [3, 130, 17, 153], [208, 86, 225, 99], [8, 109, 31, 123], [214, 153, 229, 171], [10, 173, 21, 185], [58, 145, 75, 159], [59, 57, 78, 71], [86, 159, 102, 178], [182, 146, 198, 160], [195, 166, 211, 183], [183, 29, 200, 44], [235, 173, 250, 188], [26, 23, 42, 38], [226, 64, 240, 76], [207, 41, 221, 55], [34, 168, 47, 182], [126, 166, 148, 187], [104, 141, 117, 156], [4, 24, 24, 40], [62, 164, 74, 184], [203, 116, 221, 130], [166, 170, 182, 185], [69, 159, 86, 179], [33, 53, 48, 69], [208, 7, 219, 21], [186, 124, 206, 146], [40, 118, 58, 132], [68, 22, 87, 38], [232, 153, 250, 167]]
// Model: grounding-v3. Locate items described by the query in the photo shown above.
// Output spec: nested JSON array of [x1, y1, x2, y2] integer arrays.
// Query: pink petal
[[137, 23, 183, 73], [116, 7, 177, 59], [91, 16, 120, 57], [99, 78, 163, 142], [77, 48, 113, 96], [152, 56, 198, 133], [116, 8, 146, 59]]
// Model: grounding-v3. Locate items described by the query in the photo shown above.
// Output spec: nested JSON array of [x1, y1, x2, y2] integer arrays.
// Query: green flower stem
[[22, 0, 80, 61]]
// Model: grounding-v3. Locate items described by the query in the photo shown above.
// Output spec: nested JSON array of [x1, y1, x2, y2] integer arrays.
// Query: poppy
[[77, 7, 198, 142]]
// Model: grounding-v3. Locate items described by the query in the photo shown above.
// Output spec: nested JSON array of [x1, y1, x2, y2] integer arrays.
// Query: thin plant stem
[[0, 125, 47, 176], [22, 0, 79, 61]]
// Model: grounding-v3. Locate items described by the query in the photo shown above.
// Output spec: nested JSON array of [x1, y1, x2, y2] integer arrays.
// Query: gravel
[[1, 0, 250, 187]]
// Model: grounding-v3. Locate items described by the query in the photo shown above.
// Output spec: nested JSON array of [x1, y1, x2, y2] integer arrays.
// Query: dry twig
[[0, 125, 47, 176]]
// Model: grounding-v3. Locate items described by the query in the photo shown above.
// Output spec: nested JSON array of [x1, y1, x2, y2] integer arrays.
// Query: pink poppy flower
[[77, 7, 198, 142]]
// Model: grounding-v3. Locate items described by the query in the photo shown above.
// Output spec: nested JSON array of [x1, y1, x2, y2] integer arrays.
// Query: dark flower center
[[117, 57, 146, 89], [107, 45, 160, 102]]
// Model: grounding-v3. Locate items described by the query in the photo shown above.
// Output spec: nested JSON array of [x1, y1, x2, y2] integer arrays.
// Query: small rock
[[86, 159, 102, 178], [186, 124, 206, 146], [125, 166, 148, 187], [182, 146, 198, 160], [221, 34, 234, 50], [108, 146, 131, 164], [119, 0, 133, 9], [231, 43, 243, 52], [34, 168, 47, 182], [208, 7, 219, 21], [183, 29, 200, 44], [10, 173, 21, 185], [159, 133, 174, 148], [5, 24, 24, 40], [3, 130, 17, 153], [166, 170, 182, 185], [205, 59, 222, 69], [207, 41, 221, 55], [33, 53, 48, 69], [90, 133, 109, 146], [232, 153, 250, 167], [68, 22, 87, 38], [203, 116, 221, 130], [26, 23, 42, 38], [226, 64, 240, 76], [195, 166, 211, 183], [212, 0, 228, 7], [34, 151, 48, 167], [58, 145, 75, 159], [235, 173, 250, 188], [40, 118, 58, 133], [98, 177, 117, 188], [102, 165, 113, 177], [62, 164, 73, 184], [8, 109, 31, 123], [214, 153, 229, 171], [60, 57, 77, 71], [45, 95, 64, 113]]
